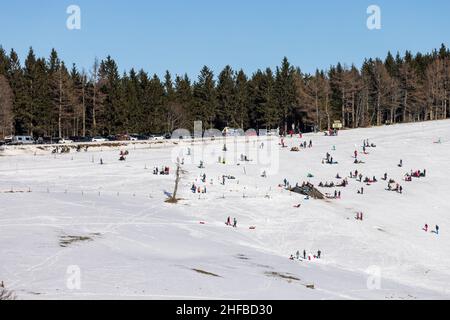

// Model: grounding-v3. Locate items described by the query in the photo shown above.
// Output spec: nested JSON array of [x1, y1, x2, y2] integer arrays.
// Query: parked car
[[148, 134, 165, 141], [4, 135, 13, 144], [92, 136, 108, 142], [36, 137, 55, 144], [115, 134, 130, 141], [68, 136, 91, 143], [58, 138, 74, 144]]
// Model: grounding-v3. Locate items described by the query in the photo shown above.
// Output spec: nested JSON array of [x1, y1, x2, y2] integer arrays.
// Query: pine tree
[[274, 57, 296, 134], [192, 66, 217, 129], [235, 69, 249, 129], [174, 74, 193, 130], [0, 74, 13, 138], [216, 65, 236, 128]]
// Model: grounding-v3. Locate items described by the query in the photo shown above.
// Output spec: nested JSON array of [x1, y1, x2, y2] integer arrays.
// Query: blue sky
[[1, 0, 449, 79]]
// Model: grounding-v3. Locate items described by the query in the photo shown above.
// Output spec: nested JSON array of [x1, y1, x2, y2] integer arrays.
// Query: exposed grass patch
[[59, 233, 100, 248], [264, 271, 301, 282], [192, 269, 221, 278]]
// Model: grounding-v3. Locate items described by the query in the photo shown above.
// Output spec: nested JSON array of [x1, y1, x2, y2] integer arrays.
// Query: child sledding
[[422, 224, 439, 235], [119, 150, 129, 161]]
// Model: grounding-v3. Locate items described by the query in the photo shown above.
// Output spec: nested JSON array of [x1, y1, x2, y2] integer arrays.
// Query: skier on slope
[[303, 250, 306, 260], [317, 250, 321, 259], [233, 218, 237, 228], [435, 225, 440, 235]]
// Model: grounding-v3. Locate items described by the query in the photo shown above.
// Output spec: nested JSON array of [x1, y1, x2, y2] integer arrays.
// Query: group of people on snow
[[362, 139, 376, 148], [387, 182, 403, 194], [119, 150, 129, 161], [290, 249, 322, 261], [326, 190, 341, 199], [299, 140, 313, 149], [225, 216, 238, 228], [423, 224, 440, 235], [153, 166, 170, 175], [191, 182, 207, 194], [323, 152, 337, 165]]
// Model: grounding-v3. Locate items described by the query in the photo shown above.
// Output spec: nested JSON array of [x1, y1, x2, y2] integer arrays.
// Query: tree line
[[0, 44, 449, 139]]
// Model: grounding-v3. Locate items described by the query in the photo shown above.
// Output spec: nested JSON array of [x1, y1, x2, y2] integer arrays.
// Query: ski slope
[[1, 120, 450, 300]]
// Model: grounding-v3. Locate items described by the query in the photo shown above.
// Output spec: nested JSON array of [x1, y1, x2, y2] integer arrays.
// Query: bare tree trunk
[[166, 161, 182, 203], [58, 67, 63, 138], [315, 91, 319, 130], [341, 89, 345, 128], [82, 76, 86, 137], [351, 92, 355, 128], [403, 90, 408, 122], [325, 94, 331, 130], [376, 91, 381, 126]]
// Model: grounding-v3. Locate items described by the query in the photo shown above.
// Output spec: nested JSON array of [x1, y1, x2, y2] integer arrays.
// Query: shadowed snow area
[[1, 120, 449, 299]]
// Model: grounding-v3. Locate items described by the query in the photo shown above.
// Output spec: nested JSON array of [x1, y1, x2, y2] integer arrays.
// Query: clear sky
[[1, 0, 449, 79]]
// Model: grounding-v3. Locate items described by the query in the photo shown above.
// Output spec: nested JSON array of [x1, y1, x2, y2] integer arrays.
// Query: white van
[[12, 136, 34, 145]]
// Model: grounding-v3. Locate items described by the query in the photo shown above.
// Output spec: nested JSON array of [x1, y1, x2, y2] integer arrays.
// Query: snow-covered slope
[[1, 120, 449, 300]]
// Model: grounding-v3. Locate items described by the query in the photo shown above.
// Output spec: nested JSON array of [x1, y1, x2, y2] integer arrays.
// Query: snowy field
[[1, 120, 450, 300]]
